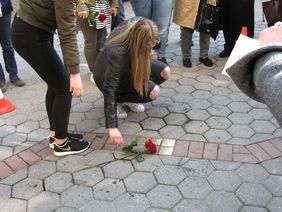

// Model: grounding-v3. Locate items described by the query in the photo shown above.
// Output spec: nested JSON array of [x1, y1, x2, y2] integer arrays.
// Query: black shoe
[[218, 50, 231, 58], [0, 80, 7, 93], [9, 75, 25, 87], [183, 58, 192, 68], [53, 137, 89, 157], [48, 132, 84, 149], [199, 57, 213, 67], [158, 57, 168, 65]]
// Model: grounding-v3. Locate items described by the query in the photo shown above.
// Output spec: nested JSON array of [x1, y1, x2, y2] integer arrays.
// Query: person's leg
[[130, 0, 152, 19], [117, 0, 125, 24], [151, 0, 173, 60], [180, 27, 193, 67], [199, 32, 213, 67]]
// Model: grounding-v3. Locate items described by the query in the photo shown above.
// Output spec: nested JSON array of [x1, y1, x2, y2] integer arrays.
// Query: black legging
[[11, 18, 72, 139]]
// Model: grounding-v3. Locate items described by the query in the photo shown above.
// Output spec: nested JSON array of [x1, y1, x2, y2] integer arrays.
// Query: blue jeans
[[0, 13, 18, 81], [131, 0, 173, 59]]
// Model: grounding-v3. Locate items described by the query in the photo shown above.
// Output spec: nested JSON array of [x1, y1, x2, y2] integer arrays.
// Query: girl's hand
[[110, 7, 118, 16], [77, 11, 88, 19], [259, 22, 282, 47], [70, 73, 83, 97], [108, 128, 123, 147]]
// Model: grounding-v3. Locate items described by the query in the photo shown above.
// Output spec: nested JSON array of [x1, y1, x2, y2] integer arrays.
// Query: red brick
[[18, 149, 41, 165], [37, 147, 53, 158], [233, 145, 250, 154], [247, 144, 271, 161], [233, 153, 259, 163], [270, 138, 282, 152], [5, 155, 28, 171], [83, 133, 96, 142], [188, 142, 204, 159], [218, 144, 232, 161], [40, 139, 49, 146], [172, 140, 189, 157], [30, 143, 48, 153], [203, 143, 218, 160], [259, 141, 282, 158], [0, 161, 15, 180]]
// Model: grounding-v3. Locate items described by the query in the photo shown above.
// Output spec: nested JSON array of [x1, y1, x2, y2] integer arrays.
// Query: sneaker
[[0, 80, 7, 93], [123, 102, 145, 113], [157, 57, 168, 65], [48, 132, 84, 149], [183, 58, 192, 68], [199, 57, 213, 67], [117, 103, 127, 119], [89, 72, 96, 85], [53, 137, 89, 157], [9, 75, 25, 87]]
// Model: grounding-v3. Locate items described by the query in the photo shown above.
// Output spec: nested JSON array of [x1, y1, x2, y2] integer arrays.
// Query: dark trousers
[[219, 0, 254, 53], [0, 13, 18, 81], [11, 18, 72, 139]]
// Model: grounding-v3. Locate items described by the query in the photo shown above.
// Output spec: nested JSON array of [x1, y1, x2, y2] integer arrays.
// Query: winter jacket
[[0, 0, 13, 16]]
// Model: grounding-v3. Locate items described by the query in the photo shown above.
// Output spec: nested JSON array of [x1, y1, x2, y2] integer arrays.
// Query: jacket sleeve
[[103, 49, 125, 128], [54, 0, 80, 74]]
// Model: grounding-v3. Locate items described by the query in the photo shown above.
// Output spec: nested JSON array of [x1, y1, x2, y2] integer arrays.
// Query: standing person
[[218, 0, 255, 57], [11, 0, 89, 156], [173, 0, 215, 68], [93, 17, 171, 146], [130, 0, 174, 65], [0, 0, 25, 93], [279, 0, 282, 19], [76, 0, 118, 84]]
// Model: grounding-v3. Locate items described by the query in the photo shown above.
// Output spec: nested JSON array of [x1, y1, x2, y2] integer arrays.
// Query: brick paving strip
[[0, 133, 282, 180]]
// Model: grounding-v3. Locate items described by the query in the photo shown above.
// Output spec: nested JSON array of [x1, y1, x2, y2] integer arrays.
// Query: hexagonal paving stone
[[159, 88, 177, 97], [228, 102, 252, 113], [250, 120, 276, 134], [264, 175, 282, 196], [182, 159, 215, 177], [238, 206, 267, 212], [72, 102, 93, 112], [228, 92, 249, 101], [13, 178, 43, 199], [146, 107, 169, 118], [236, 183, 272, 206], [178, 177, 212, 199], [248, 108, 273, 120], [228, 113, 254, 124], [205, 191, 242, 212], [119, 122, 142, 135], [0, 198, 26, 212], [125, 111, 147, 122], [147, 185, 182, 209], [16, 121, 39, 133], [0, 145, 14, 160], [141, 118, 166, 130], [175, 85, 195, 93], [93, 178, 126, 201], [196, 75, 215, 83], [189, 99, 211, 109], [164, 113, 188, 125], [73, 167, 104, 187], [209, 95, 231, 106], [207, 170, 241, 191], [194, 82, 214, 90], [103, 160, 134, 179], [76, 119, 101, 132], [69, 112, 86, 125], [173, 199, 210, 212], [28, 160, 56, 179], [210, 87, 231, 95], [204, 129, 231, 143], [172, 93, 192, 103], [80, 200, 116, 212], [57, 155, 86, 172], [28, 191, 60, 212], [191, 90, 212, 99], [207, 105, 232, 117], [2, 133, 27, 147], [5, 114, 27, 126], [184, 121, 209, 134], [206, 117, 232, 129], [186, 109, 210, 121], [61, 185, 93, 208], [159, 125, 186, 139], [236, 164, 269, 183], [267, 197, 282, 212], [168, 102, 191, 113], [151, 97, 173, 107], [154, 165, 186, 185], [227, 125, 255, 138], [0, 184, 11, 201], [178, 78, 197, 86], [262, 157, 282, 175], [132, 155, 163, 172], [114, 193, 150, 212], [124, 172, 157, 193], [84, 150, 115, 167], [45, 172, 73, 193]]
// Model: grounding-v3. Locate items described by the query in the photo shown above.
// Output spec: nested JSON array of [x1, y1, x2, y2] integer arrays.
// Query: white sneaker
[[117, 104, 127, 119], [123, 103, 145, 113], [89, 72, 95, 85]]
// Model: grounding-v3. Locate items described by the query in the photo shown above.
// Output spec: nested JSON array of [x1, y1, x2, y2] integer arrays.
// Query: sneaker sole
[[53, 143, 90, 157], [49, 137, 84, 149]]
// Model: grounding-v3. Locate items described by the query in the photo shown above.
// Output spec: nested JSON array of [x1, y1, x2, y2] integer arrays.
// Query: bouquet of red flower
[[122, 139, 157, 162]]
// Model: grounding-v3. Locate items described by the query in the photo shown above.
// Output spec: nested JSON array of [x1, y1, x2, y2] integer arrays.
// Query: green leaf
[[136, 154, 145, 162], [122, 146, 133, 152], [131, 140, 138, 146]]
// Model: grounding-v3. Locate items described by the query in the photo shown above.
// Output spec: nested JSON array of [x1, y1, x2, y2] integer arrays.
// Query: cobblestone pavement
[[0, 0, 282, 211]]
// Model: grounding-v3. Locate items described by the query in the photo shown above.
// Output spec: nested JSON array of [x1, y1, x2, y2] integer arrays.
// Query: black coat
[[0, 0, 13, 16]]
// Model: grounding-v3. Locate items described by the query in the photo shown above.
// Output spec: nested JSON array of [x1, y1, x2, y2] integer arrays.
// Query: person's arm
[[76, 0, 89, 19], [103, 48, 126, 146], [55, 0, 83, 97], [258, 22, 282, 47]]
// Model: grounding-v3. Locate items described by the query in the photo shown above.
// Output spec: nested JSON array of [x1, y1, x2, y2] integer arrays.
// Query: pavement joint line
[[0, 133, 282, 180]]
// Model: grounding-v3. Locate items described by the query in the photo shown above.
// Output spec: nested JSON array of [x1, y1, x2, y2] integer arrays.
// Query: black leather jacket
[[1, 0, 13, 16]]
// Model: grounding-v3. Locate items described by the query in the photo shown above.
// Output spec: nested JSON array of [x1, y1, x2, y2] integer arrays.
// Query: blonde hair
[[103, 19, 160, 97]]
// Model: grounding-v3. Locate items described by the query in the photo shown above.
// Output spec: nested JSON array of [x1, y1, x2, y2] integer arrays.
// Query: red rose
[[145, 139, 157, 154], [98, 13, 107, 22]]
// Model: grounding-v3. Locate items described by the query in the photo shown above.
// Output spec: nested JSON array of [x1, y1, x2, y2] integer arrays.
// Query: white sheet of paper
[[222, 34, 259, 77]]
